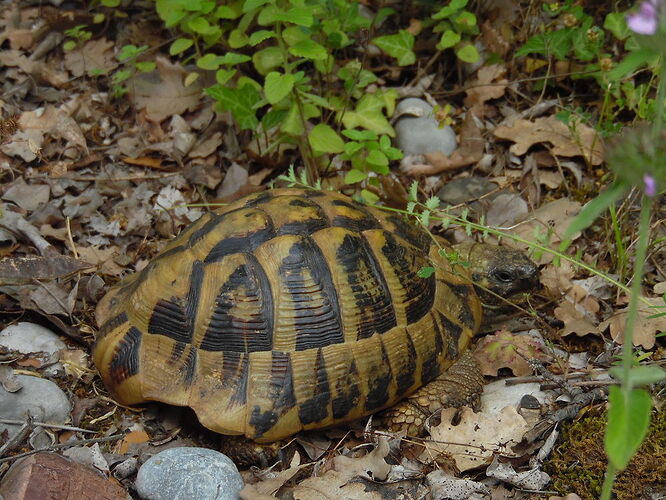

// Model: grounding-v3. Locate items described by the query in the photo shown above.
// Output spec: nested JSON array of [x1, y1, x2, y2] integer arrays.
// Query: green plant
[[517, 1, 663, 132], [110, 45, 157, 98], [63, 24, 93, 51]]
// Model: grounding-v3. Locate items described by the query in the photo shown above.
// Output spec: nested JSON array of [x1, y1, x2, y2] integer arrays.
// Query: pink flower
[[627, 0, 661, 34], [643, 174, 657, 196]]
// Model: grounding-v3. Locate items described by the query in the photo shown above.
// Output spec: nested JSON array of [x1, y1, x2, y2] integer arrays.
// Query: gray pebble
[[0, 375, 71, 438], [135, 447, 244, 500], [0, 322, 65, 357], [395, 98, 457, 156]]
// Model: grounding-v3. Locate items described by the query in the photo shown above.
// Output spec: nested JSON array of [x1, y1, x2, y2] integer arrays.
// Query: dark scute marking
[[335, 233, 396, 339], [298, 348, 331, 425], [332, 358, 361, 420], [169, 342, 186, 363], [304, 190, 326, 198], [108, 326, 142, 384], [331, 199, 361, 210], [249, 406, 279, 439], [147, 260, 205, 344], [201, 254, 273, 352], [395, 331, 417, 396], [278, 218, 329, 236], [364, 341, 392, 411], [182, 347, 197, 385], [187, 213, 225, 247], [446, 283, 476, 328], [331, 215, 380, 233], [438, 312, 463, 358], [226, 352, 248, 407], [381, 233, 436, 324], [270, 351, 297, 413], [96, 312, 128, 343], [279, 238, 344, 351], [386, 214, 431, 249], [289, 198, 311, 207], [421, 351, 441, 384], [204, 224, 276, 263], [243, 191, 273, 208]]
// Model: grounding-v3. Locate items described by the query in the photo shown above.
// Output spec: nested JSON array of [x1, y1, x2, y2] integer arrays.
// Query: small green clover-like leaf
[[215, 69, 236, 85], [455, 43, 480, 63], [218, 52, 251, 65], [372, 30, 415, 66], [281, 103, 305, 136], [243, 0, 269, 12], [605, 386, 652, 470], [308, 124, 345, 154], [188, 16, 213, 35], [288, 39, 328, 60], [170, 38, 194, 55], [63, 40, 77, 51], [264, 72, 295, 104], [417, 267, 436, 278], [344, 169, 367, 184], [215, 5, 240, 19], [341, 94, 395, 136], [342, 129, 377, 141], [366, 149, 389, 171], [279, 7, 314, 27], [360, 189, 379, 204], [252, 46, 285, 75], [112, 68, 132, 84], [343, 141, 364, 156]]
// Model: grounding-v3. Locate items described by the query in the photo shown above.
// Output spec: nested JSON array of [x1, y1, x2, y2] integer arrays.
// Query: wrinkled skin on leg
[[379, 351, 484, 436]]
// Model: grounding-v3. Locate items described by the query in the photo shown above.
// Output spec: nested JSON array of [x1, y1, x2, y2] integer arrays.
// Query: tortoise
[[93, 188, 539, 455]]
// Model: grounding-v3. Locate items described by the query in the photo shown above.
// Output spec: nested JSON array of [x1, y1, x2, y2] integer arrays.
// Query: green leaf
[[218, 52, 251, 65], [455, 43, 479, 63], [453, 11, 477, 32], [605, 386, 652, 470], [607, 48, 660, 81], [341, 94, 394, 136], [408, 180, 418, 201], [278, 7, 314, 27], [342, 129, 377, 141], [215, 68, 236, 85], [610, 365, 666, 386], [343, 141, 364, 156], [516, 34, 547, 57], [215, 5, 240, 19], [366, 149, 388, 169], [417, 266, 436, 278], [63, 40, 76, 51], [228, 29, 249, 48], [308, 124, 345, 154], [281, 103, 304, 136], [433, 0, 468, 20], [344, 169, 366, 184], [249, 30, 275, 46], [264, 72, 295, 104], [252, 46, 285, 75], [372, 30, 415, 66], [188, 16, 212, 35], [360, 189, 379, 204], [170, 38, 194, 55], [288, 39, 328, 60], [563, 182, 627, 240], [205, 84, 261, 130], [262, 109, 288, 130], [439, 30, 461, 49], [135, 61, 156, 72], [197, 53, 221, 70], [243, 0, 269, 12], [604, 12, 630, 40], [101, 0, 120, 6], [282, 26, 309, 46], [548, 29, 574, 60]]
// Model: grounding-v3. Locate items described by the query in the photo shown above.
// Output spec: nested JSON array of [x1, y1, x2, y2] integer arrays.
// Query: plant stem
[[621, 196, 653, 388], [652, 55, 666, 143], [600, 462, 618, 500]]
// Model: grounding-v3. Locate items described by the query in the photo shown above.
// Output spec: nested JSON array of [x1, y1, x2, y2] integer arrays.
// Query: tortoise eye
[[493, 270, 514, 283]]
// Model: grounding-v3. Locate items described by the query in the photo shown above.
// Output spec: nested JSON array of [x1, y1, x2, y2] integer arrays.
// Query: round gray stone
[[0, 375, 71, 438], [0, 322, 65, 357], [395, 98, 457, 156], [136, 447, 244, 500]]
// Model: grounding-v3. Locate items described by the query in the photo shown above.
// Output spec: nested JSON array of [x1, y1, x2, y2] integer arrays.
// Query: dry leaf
[[239, 452, 302, 499], [130, 57, 205, 123], [554, 301, 601, 338], [2, 177, 50, 211], [290, 438, 391, 500], [425, 406, 529, 472], [464, 64, 508, 114], [474, 330, 543, 377], [540, 260, 575, 297], [599, 297, 666, 349], [0, 255, 92, 285], [64, 38, 118, 77], [115, 430, 150, 454], [77, 246, 124, 276], [19, 105, 88, 154], [493, 115, 604, 165]]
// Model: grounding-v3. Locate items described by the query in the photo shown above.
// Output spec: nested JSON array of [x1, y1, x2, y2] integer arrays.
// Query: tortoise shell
[[93, 188, 482, 442]]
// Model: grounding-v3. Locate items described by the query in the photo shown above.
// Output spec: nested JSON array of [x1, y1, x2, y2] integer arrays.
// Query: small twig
[[65, 216, 79, 259], [0, 422, 32, 458], [0, 434, 124, 464], [0, 419, 98, 434]]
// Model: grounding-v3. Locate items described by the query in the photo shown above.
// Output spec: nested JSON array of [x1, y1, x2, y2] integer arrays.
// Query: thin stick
[[0, 419, 98, 434], [0, 434, 124, 464]]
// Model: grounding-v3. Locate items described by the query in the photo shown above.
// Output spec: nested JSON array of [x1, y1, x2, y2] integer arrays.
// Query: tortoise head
[[455, 242, 540, 305]]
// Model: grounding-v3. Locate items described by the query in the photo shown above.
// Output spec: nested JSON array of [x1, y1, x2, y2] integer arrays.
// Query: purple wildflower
[[627, 0, 660, 35], [643, 174, 657, 196]]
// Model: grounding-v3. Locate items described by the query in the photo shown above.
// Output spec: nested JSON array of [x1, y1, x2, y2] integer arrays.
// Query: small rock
[[0, 322, 66, 362], [0, 452, 127, 500], [395, 98, 457, 156], [135, 447, 244, 500], [0, 375, 71, 439], [437, 177, 499, 206]]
